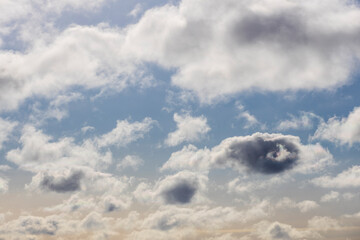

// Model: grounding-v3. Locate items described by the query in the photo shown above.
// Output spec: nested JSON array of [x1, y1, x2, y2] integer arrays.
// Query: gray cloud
[[40, 170, 84, 193], [162, 181, 197, 204], [216, 134, 300, 174]]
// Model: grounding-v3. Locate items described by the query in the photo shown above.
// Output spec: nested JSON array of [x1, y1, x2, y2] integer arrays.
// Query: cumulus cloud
[[164, 113, 210, 147], [157, 171, 208, 205], [96, 118, 156, 148], [0, 25, 152, 111], [7, 118, 154, 172], [0, 177, 9, 194], [312, 165, 360, 188], [235, 102, 264, 129], [27, 168, 84, 193], [276, 197, 319, 213], [277, 112, 322, 131], [6, 125, 112, 171], [117, 155, 144, 171], [26, 167, 130, 196], [122, 0, 360, 103], [246, 221, 320, 240], [313, 106, 360, 145], [320, 191, 340, 202], [162, 133, 333, 175], [0, 118, 17, 149], [307, 216, 341, 231]]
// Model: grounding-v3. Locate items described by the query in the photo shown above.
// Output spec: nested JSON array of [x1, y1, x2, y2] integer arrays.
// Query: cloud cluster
[[313, 106, 360, 145], [134, 171, 208, 205], [165, 113, 210, 147], [123, 0, 360, 103], [162, 133, 333, 175], [312, 165, 360, 188], [277, 112, 321, 131], [117, 155, 144, 171]]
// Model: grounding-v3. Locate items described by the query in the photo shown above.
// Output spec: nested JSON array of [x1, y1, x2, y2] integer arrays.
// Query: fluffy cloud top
[[165, 113, 210, 147], [162, 133, 333, 175], [313, 106, 360, 145]]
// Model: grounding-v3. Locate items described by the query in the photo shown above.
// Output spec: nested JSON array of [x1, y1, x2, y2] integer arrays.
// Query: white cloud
[[307, 216, 340, 231], [123, 0, 360, 103], [247, 221, 320, 240], [6, 125, 112, 172], [276, 197, 319, 213], [0, 24, 152, 111], [7, 118, 154, 172], [312, 165, 360, 188], [0, 118, 17, 149], [96, 117, 156, 148], [128, 3, 143, 18], [117, 155, 144, 171], [235, 102, 264, 129], [162, 133, 333, 175], [0, 177, 9, 194], [313, 106, 360, 145], [320, 191, 340, 202], [164, 113, 210, 147], [277, 112, 322, 131]]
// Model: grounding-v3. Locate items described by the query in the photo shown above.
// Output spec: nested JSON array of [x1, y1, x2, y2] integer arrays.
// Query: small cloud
[[117, 155, 144, 171], [164, 113, 210, 147], [128, 3, 143, 18]]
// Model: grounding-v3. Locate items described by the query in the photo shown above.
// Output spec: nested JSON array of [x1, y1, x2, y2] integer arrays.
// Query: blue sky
[[0, 0, 360, 239]]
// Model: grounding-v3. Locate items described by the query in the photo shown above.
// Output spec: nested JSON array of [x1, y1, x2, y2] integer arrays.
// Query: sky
[[0, 0, 360, 239]]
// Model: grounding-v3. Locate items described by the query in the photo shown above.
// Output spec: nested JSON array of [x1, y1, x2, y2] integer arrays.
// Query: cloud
[[27, 169, 84, 193], [212, 133, 300, 174], [247, 221, 320, 240], [164, 113, 210, 147], [7, 118, 154, 172], [128, 3, 143, 18], [307, 216, 341, 231], [123, 0, 360, 103], [235, 102, 264, 129], [276, 197, 319, 213], [0, 177, 9, 194], [312, 165, 360, 188], [313, 106, 360, 145], [320, 191, 340, 202], [276, 112, 322, 131], [0, 118, 17, 149], [157, 171, 208, 205], [117, 155, 144, 171], [6, 125, 112, 171], [96, 118, 156, 148], [26, 167, 130, 196], [162, 133, 333, 175], [0, 25, 152, 111]]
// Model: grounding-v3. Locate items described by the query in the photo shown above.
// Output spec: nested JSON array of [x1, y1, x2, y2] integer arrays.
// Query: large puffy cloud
[[0, 24, 152, 111], [6, 125, 112, 171], [134, 171, 208, 205], [313, 106, 360, 145], [26, 168, 85, 193], [162, 133, 333, 175], [123, 0, 360, 103], [7, 117, 154, 172], [312, 165, 360, 188], [164, 113, 210, 147]]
